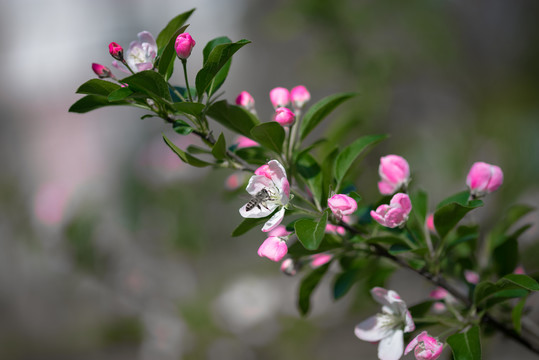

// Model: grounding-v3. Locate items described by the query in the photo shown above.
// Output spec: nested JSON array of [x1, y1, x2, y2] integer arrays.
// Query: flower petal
[[267, 160, 287, 182], [354, 315, 391, 342], [378, 329, 404, 360], [404, 331, 425, 355], [261, 207, 285, 232], [245, 175, 274, 196], [137, 31, 157, 49]]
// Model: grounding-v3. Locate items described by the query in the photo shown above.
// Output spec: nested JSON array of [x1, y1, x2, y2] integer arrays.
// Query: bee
[[245, 188, 271, 212]]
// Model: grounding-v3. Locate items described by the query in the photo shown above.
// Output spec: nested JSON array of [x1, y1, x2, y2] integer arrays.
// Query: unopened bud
[[175, 33, 196, 60], [290, 85, 310, 109], [466, 161, 503, 198], [269, 87, 290, 108], [273, 107, 295, 126], [91, 63, 112, 78], [108, 42, 123, 61]]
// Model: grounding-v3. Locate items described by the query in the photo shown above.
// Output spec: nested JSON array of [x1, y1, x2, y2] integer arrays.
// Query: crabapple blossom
[[91, 63, 113, 78], [355, 287, 415, 360], [404, 331, 443, 360], [225, 173, 242, 190], [466, 161, 503, 198], [112, 31, 157, 73], [280, 258, 297, 276], [273, 107, 296, 126], [239, 160, 290, 232], [235, 136, 259, 149], [290, 85, 310, 109], [108, 42, 123, 61], [269, 87, 290, 108], [175, 32, 196, 59], [371, 193, 412, 228], [325, 224, 346, 236], [378, 155, 410, 195], [328, 194, 357, 220], [464, 270, 479, 284], [236, 91, 256, 112], [258, 236, 288, 262], [310, 253, 332, 268]]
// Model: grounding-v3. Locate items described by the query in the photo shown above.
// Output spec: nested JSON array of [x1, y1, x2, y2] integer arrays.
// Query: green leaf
[[474, 274, 539, 309], [69, 95, 130, 113], [297, 152, 323, 206], [321, 148, 338, 207], [172, 102, 205, 116], [334, 134, 388, 185], [122, 70, 172, 102], [108, 86, 134, 101], [299, 92, 358, 140], [333, 267, 362, 299], [512, 296, 527, 335], [195, 39, 251, 99], [434, 192, 483, 239], [412, 189, 428, 223], [211, 133, 227, 160], [202, 36, 233, 96], [493, 238, 518, 277], [447, 326, 481, 360], [231, 216, 271, 237], [186, 145, 211, 155], [207, 100, 260, 138], [156, 9, 195, 51], [494, 204, 535, 236], [298, 263, 330, 316], [76, 79, 121, 96], [163, 134, 212, 167], [235, 147, 268, 165], [172, 120, 193, 135], [250, 122, 285, 154], [294, 210, 329, 250], [157, 24, 189, 81]]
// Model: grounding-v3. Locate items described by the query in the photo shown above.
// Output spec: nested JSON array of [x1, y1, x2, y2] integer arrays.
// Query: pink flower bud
[[426, 214, 435, 232], [429, 287, 448, 300], [258, 236, 288, 262], [466, 161, 503, 198], [378, 155, 410, 195], [290, 85, 310, 109], [269, 87, 290, 108], [235, 136, 259, 149], [311, 253, 332, 268], [370, 193, 412, 228], [175, 32, 196, 60], [108, 42, 123, 61], [404, 331, 444, 360], [91, 63, 112, 78], [273, 107, 296, 126], [268, 225, 290, 237], [325, 224, 346, 236], [464, 270, 479, 284], [514, 266, 525, 275], [235, 91, 255, 111], [328, 194, 357, 220], [280, 258, 297, 276], [225, 173, 242, 190]]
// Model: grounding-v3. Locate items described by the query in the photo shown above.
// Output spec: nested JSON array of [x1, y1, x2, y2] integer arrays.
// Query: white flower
[[113, 31, 157, 73], [354, 287, 415, 360], [239, 160, 290, 232]]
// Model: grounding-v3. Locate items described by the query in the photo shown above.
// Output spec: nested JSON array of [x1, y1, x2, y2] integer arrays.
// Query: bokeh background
[[1, 0, 538, 359]]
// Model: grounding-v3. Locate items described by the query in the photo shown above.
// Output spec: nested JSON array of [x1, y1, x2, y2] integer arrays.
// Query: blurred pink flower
[[290, 85, 310, 109], [464, 270, 479, 284], [34, 182, 69, 225], [235, 136, 259, 149], [258, 236, 287, 262], [269, 87, 290, 108], [466, 161, 503, 198], [273, 107, 295, 126], [113, 31, 157, 73], [378, 155, 410, 195], [311, 253, 332, 268]]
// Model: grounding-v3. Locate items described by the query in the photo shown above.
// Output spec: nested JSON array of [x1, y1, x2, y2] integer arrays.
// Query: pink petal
[[405, 331, 426, 355], [245, 175, 273, 196], [378, 180, 397, 195], [267, 160, 287, 183], [257, 236, 287, 261]]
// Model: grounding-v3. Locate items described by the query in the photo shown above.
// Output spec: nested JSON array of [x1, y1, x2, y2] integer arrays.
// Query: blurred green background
[[0, 0, 538, 359]]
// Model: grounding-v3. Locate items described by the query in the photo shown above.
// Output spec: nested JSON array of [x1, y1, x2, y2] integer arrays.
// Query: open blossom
[[328, 194, 357, 220], [290, 85, 310, 109], [404, 331, 443, 360], [378, 155, 410, 195], [355, 287, 415, 360], [113, 31, 157, 73], [270, 87, 290, 108], [175, 32, 196, 59], [466, 161, 503, 198], [239, 160, 290, 232], [258, 236, 288, 262], [371, 193, 412, 228]]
